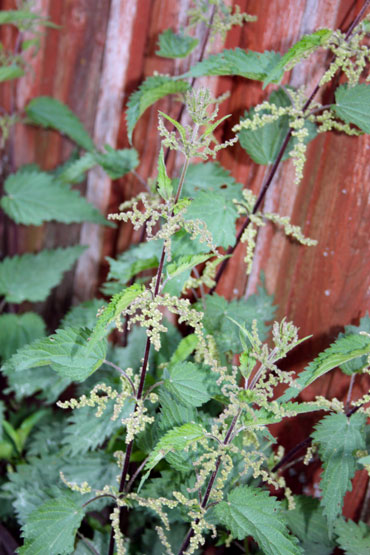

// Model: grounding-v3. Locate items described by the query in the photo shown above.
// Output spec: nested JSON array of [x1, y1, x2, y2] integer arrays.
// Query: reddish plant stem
[[210, 0, 370, 294]]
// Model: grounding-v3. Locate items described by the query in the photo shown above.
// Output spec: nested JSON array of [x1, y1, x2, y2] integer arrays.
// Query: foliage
[[0, 2, 369, 555]]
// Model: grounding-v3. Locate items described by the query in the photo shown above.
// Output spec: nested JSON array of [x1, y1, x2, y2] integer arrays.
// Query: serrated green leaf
[[168, 334, 198, 367], [2, 327, 106, 382], [334, 518, 370, 555], [0, 11, 40, 25], [145, 422, 205, 472], [340, 314, 370, 374], [0, 313, 45, 361], [60, 299, 107, 330], [279, 333, 370, 402], [333, 84, 370, 134], [105, 240, 162, 286], [89, 284, 144, 346], [56, 152, 96, 183], [0, 64, 24, 82], [0, 169, 109, 225], [156, 29, 199, 59], [180, 48, 282, 81], [166, 253, 212, 279], [238, 88, 317, 165], [284, 496, 334, 555], [94, 145, 139, 179], [19, 496, 85, 555], [126, 76, 189, 143], [311, 412, 367, 536], [157, 146, 173, 200], [25, 97, 94, 151], [0, 246, 86, 303], [184, 189, 238, 248], [4, 363, 70, 403], [180, 161, 243, 202], [163, 362, 210, 407], [158, 390, 196, 432], [264, 29, 332, 87], [215, 485, 301, 554]]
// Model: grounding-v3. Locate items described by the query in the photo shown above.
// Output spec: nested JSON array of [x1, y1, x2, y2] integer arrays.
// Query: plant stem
[[108, 158, 190, 555], [77, 533, 100, 555], [104, 359, 136, 395], [177, 410, 241, 555], [210, 0, 370, 293]]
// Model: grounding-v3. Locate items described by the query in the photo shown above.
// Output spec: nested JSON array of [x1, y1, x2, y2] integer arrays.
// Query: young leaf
[[1, 169, 110, 226], [184, 189, 238, 248], [89, 284, 144, 346], [168, 334, 198, 367], [126, 76, 189, 143], [19, 496, 85, 555], [157, 146, 173, 200], [333, 84, 370, 134], [56, 152, 96, 183], [25, 97, 95, 151], [156, 29, 199, 59], [284, 496, 335, 555], [334, 518, 370, 555], [0, 246, 86, 303], [0, 64, 25, 82], [145, 422, 205, 472], [0, 312, 45, 361], [94, 145, 139, 179], [2, 327, 107, 382], [311, 412, 367, 536], [180, 48, 282, 81], [238, 88, 317, 165], [158, 110, 187, 143], [180, 161, 243, 201], [215, 485, 301, 554], [105, 240, 162, 285], [278, 333, 370, 402], [166, 253, 213, 279], [163, 362, 210, 407], [263, 29, 332, 87]]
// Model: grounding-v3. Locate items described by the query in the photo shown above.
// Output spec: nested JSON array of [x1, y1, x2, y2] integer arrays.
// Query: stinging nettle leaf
[[19, 495, 85, 555], [126, 76, 189, 143], [25, 96, 95, 151], [340, 314, 370, 375], [163, 361, 211, 407], [264, 29, 332, 87], [0, 10, 41, 25], [156, 28, 199, 59], [0, 245, 86, 303], [157, 146, 173, 200], [94, 145, 139, 179], [312, 412, 367, 536], [180, 48, 282, 81], [2, 326, 107, 383], [0, 312, 45, 361], [215, 485, 302, 554], [278, 332, 370, 402], [1, 169, 110, 226], [0, 64, 25, 82], [333, 84, 370, 134], [334, 518, 370, 555]]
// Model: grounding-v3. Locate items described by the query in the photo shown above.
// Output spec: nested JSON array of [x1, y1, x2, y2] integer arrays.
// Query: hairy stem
[[210, 0, 370, 293]]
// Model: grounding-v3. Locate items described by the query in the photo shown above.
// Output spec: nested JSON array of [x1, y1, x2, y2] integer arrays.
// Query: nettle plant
[[1, 2, 370, 554]]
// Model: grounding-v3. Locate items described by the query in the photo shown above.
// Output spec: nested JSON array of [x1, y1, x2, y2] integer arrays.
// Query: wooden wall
[[1, 0, 369, 521]]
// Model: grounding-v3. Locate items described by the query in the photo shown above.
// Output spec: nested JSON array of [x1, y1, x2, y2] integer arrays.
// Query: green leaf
[[264, 29, 332, 87], [4, 363, 70, 403], [126, 76, 189, 143], [94, 145, 139, 179], [333, 84, 370, 134], [0, 64, 24, 82], [358, 454, 370, 467], [284, 496, 335, 555], [0, 11, 40, 25], [184, 189, 238, 248], [156, 29, 199, 58], [181, 161, 243, 201], [105, 240, 162, 285], [163, 362, 210, 407], [340, 314, 370, 374], [168, 334, 198, 367], [19, 496, 85, 555], [0, 312, 45, 361], [2, 327, 106, 382], [0, 169, 110, 225], [56, 152, 96, 183], [238, 88, 317, 165], [215, 485, 301, 554], [145, 422, 205, 472], [311, 412, 367, 535], [0, 246, 86, 303], [158, 390, 196, 432], [334, 518, 370, 555], [25, 97, 94, 151], [278, 333, 370, 402], [89, 284, 144, 346], [166, 253, 213, 279], [157, 146, 173, 200], [180, 49, 282, 81], [60, 299, 108, 329]]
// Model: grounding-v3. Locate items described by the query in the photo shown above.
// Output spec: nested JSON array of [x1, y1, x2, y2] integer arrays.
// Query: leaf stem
[[76, 532, 100, 555], [104, 359, 136, 396]]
